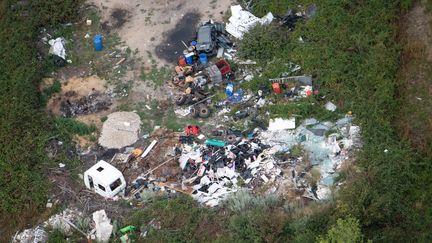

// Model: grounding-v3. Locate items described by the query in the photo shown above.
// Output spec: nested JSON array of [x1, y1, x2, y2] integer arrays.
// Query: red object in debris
[[272, 83, 282, 94], [314, 90, 319, 95], [306, 89, 312, 96], [178, 56, 186, 66], [215, 59, 231, 76], [186, 125, 200, 136]]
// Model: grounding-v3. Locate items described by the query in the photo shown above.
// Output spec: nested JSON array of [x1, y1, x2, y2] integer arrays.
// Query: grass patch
[[40, 79, 61, 105], [55, 118, 96, 136], [140, 63, 172, 88]]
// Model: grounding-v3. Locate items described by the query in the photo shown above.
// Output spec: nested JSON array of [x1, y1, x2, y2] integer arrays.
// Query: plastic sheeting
[[225, 5, 274, 39], [48, 37, 66, 60]]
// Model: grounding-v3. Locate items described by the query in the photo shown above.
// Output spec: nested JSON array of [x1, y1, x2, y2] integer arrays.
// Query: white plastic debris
[[48, 37, 66, 60], [325, 101, 337, 112], [268, 118, 296, 131], [92, 210, 113, 243], [141, 140, 158, 158], [175, 107, 191, 117], [197, 134, 206, 140], [226, 5, 273, 39]]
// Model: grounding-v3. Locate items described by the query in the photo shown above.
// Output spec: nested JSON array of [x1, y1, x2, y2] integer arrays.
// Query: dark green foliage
[[55, 118, 96, 136], [238, 0, 430, 241], [268, 97, 340, 121], [229, 208, 287, 243], [31, 0, 84, 27], [238, 24, 288, 62], [40, 80, 62, 105], [47, 229, 67, 243], [0, 0, 83, 240], [125, 195, 229, 242]]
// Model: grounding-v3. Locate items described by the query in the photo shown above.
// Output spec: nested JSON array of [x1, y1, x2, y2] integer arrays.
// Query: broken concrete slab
[[98, 112, 142, 149]]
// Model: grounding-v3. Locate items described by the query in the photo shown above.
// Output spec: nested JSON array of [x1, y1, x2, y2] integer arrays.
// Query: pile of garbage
[[60, 90, 112, 117], [13, 209, 114, 243], [259, 116, 361, 199], [170, 114, 360, 206], [178, 134, 284, 206], [13, 208, 83, 243]]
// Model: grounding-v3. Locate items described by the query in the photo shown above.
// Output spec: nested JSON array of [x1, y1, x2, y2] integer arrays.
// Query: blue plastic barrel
[[93, 35, 103, 51], [185, 53, 194, 65], [199, 53, 208, 64]]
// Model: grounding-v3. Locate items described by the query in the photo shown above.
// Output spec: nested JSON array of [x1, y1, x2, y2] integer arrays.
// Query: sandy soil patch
[[89, 0, 233, 65]]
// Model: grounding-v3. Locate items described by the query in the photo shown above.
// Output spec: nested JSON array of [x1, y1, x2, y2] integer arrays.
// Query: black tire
[[190, 106, 200, 118], [226, 134, 237, 144], [198, 105, 210, 118], [175, 95, 187, 106]]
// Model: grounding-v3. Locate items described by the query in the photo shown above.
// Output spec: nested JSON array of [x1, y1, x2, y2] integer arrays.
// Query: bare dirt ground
[[90, 0, 233, 64], [397, 0, 432, 155]]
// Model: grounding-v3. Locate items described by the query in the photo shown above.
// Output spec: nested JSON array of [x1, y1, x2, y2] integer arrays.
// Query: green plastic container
[[205, 139, 225, 147]]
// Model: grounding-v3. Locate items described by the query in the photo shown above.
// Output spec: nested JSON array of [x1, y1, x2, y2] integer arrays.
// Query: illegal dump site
[[3, 0, 432, 242]]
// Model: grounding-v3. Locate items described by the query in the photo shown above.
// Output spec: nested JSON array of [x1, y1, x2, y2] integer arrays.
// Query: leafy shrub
[[238, 24, 288, 62], [223, 189, 280, 214]]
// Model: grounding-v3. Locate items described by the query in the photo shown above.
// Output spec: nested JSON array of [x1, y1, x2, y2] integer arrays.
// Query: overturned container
[[84, 160, 126, 198]]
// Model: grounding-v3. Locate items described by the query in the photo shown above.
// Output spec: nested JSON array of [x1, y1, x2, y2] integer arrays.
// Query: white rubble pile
[[92, 210, 113, 243], [259, 117, 361, 199], [13, 208, 83, 243]]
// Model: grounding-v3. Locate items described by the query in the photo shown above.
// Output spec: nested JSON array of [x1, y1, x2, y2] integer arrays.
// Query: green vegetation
[[0, 0, 83, 240], [134, 101, 203, 133], [55, 118, 96, 136], [1, 0, 431, 242], [40, 80, 61, 105], [317, 216, 364, 243], [140, 62, 172, 88], [236, 0, 432, 241]]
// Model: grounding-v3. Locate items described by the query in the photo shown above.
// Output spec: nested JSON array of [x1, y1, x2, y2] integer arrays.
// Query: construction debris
[[99, 112, 142, 149], [13, 208, 84, 243], [92, 210, 113, 243]]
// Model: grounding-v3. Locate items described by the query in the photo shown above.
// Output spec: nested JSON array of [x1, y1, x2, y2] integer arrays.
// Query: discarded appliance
[[196, 24, 216, 54], [84, 160, 126, 198], [196, 21, 233, 55]]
